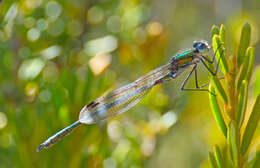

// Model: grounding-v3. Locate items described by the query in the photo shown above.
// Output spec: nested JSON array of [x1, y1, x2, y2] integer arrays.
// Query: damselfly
[[37, 40, 222, 152]]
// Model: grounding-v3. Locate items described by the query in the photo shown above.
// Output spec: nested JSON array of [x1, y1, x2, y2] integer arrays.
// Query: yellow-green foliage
[[208, 23, 259, 168]]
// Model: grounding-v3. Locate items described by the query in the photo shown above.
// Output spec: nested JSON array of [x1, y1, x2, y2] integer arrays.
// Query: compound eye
[[199, 43, 206, 49], [193, 41, 199, 48]]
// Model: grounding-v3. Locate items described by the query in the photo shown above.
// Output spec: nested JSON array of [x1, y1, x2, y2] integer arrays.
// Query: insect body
[[37, 40, 219, 152]]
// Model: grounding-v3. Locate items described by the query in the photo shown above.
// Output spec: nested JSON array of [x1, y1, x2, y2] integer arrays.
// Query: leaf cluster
[[208, 23, 259, 168]]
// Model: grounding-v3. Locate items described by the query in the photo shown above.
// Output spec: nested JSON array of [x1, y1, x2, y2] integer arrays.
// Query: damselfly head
[[193, 40, 210, 53]]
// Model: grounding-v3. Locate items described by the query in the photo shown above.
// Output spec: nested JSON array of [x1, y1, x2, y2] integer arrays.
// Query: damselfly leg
[[181, 64, 212, 93], [180, 43, 224, 93], [201, 42, 224, 75], [200, 44, 224, 76]]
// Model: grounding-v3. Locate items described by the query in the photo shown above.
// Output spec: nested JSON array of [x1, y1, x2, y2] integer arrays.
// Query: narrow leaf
[[209, 84, 227, 137], [219, 24, 226, 46], [237, 80, 248, 127], [237, 47, 252, 90], [237, 23, 251, 67], [211, 25, 220, 37], [228, 121, 239, 167], [206, 57, 228, 104], [246, 47, 255, 82], [254, 66, 260, 98], [213, 35, 229, 74], [213, 145, 225, 168], [241, 95, 260, 155], [212, 77, 228, 104], [209, 151, 218, 168]]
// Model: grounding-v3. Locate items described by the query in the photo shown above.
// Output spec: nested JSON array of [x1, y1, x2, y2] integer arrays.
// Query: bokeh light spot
[[27, 28, 40, 41], [47, 18, 65, 36], [41, 45, 61, 60], [147, 22, 163, 36], [25, 82, 39, 98], [25, 0, 42, 9], [45, 1, 62, 21], [0, 112, 7, 129], [107, 121, 121, 142], [39, 89, 51, 102], [89, 53, 112, 76], [24, 17, 35, 28], [36, 19, 48, 31], [160, 111, 177, 129], [84, 35, 118, 56], [18, 58, 45, 80], [87, 6, 104, 25], [67, 20, 83, 37], [107, 15, 121, 33], [141, 136, 155, 156]]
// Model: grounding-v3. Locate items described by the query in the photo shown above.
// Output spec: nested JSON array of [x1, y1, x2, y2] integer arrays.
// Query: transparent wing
[[79, 63, 172, 124]]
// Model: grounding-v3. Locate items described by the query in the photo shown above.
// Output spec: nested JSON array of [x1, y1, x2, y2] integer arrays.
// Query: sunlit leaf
[[228, 121, 239, 167], [213, 145, 225, 168], [241, 95, 260, 155], [206, 55, 228, 104], [219, 24, 226, 46], [211, 25, 220, 37], [209, 151, 218, 168], [237, 23, 251, 67], [237, 80, 248, 127], [212, 35, 229, 74], [237, 47, 254, 90], [209, 84, 227, 137], [254, 66, 260, 98], [246, 47, 255, 82]]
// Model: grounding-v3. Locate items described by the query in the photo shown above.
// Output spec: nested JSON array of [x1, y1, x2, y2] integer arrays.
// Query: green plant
[[207, 23, 259, 168]]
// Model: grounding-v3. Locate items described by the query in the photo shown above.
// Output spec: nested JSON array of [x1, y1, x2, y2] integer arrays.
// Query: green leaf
[[237, 23, 251, 67], [219, 24, 226, 46], [212, 78, 228, 104], [246, 47, 255, 82], [209, 151, 218, 168], [213, 145, 225, 168], [254, 66, 260, 98], [211, 25, 220, 37], [237, 80, 248, 127], [228, 121, 239, 167], [209, 84, 227, 137], [241, 95, 260, 155], [206, 58, 228, 104], [212, 35, 229, 74], [237, 47, 253, 90]]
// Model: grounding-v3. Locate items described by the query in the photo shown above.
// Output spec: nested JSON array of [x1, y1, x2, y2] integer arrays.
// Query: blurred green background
[[0, 0, 259, 167]]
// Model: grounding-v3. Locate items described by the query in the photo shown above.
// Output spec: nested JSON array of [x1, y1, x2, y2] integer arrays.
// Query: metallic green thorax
[[174, 50, 193, 59], [172, 50, 194, 67]]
